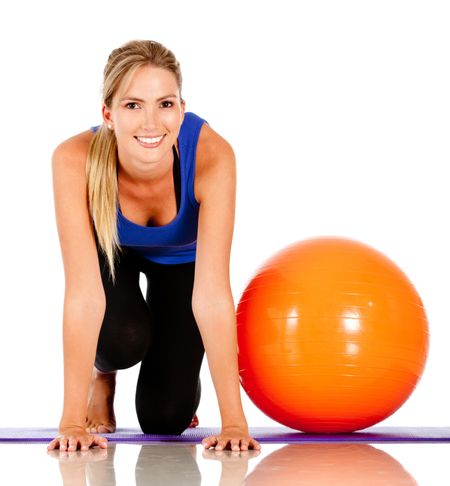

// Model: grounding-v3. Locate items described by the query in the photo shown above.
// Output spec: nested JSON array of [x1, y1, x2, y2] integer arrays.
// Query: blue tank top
[[90, 111, 208, 264]]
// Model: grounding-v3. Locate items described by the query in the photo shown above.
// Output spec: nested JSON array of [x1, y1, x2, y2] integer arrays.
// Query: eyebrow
[[119, 94, 178, 102]]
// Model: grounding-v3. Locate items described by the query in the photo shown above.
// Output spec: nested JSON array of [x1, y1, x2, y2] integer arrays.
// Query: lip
[[135, 134, 165, 148]]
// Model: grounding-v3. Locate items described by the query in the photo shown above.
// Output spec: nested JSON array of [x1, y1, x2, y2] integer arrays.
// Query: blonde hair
[[86, 40, 183, 284]]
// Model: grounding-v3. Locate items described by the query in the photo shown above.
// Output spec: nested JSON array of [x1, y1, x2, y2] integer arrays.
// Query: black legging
[[94, 236, 205, 435]]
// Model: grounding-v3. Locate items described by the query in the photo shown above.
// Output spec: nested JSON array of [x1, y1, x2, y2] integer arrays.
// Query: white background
[[0, 0, 449, 431]]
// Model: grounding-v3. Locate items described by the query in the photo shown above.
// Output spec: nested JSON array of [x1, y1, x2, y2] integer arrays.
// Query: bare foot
[[189, 414, 199, 428], [85, 367, 117, 434]]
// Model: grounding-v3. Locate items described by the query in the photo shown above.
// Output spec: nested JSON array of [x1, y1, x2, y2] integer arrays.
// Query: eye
[[125, 102, 139, 109], [161, 100, 174, 108]]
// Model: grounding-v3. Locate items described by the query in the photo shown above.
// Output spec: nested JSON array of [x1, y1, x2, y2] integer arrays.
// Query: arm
[[192, 125, 260, 450], [51, 135, 106, 430]]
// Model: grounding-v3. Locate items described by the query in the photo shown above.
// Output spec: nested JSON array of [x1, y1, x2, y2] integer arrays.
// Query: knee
[[138, 404, 193, 435], [139, 415, 191, 436], [96, 320, 153, 371]]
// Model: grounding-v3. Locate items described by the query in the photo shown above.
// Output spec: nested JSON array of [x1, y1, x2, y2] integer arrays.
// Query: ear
[[180, 98, 186, 123], [101, 103, 113, 127]]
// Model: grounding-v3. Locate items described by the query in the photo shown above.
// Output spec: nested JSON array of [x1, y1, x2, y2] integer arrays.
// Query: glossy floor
[[1, 442, 447, 485]]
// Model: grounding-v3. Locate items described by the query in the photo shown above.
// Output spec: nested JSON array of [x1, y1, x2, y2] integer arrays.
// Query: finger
[[93, 435, 108, 448], [240, 440, 249, 451], [250, 439, 261, 450], [80, 437, 93, 451], [59, 438, 68, 451], [215, 439, 228, 451], [202, 436, 217, 449], [68, 437, 79, 451], [230, 439, 240, 451], [47, 439, 58, 450]]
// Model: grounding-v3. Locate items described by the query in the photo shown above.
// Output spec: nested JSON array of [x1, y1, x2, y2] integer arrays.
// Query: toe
[[188, 414, 199, 428], [98, 424, 114, 433]]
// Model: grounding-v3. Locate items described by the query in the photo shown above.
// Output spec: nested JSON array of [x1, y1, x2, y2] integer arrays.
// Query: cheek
[[122, 110, 139, 124], [163, 110, 183, 129]]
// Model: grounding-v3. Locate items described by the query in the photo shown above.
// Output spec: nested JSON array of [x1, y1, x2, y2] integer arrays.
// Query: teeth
[[137, 135, 164, 144]]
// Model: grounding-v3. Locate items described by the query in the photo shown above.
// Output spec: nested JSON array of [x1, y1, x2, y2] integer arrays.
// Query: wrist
[[59, 415, 86, 431], [58, 423, 86, 434], [221, 418, 249, 429], [220, 408, 248, 427]]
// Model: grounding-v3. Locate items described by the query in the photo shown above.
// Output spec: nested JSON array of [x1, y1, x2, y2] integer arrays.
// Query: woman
[[47, 40, 261, 452]]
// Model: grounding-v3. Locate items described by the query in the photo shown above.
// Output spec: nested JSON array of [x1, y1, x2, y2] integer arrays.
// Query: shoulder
[[182, 111, 235, 163], [198, 122, 235, 160], [52, 129, 95, 170], [195, 120, 236, 204]]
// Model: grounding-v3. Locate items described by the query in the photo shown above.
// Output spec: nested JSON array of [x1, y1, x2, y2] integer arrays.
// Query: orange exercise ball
[[236, 237, 429, 433]]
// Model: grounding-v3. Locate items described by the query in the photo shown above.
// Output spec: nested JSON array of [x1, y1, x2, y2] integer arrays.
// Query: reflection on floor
[[2, 442, 448, 485]]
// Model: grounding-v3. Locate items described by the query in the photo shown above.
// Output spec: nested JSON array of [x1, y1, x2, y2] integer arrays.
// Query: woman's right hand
[[47, 425, 108, 452]]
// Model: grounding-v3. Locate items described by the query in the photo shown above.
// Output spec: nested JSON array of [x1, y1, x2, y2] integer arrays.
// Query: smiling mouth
[[135, 134, 165, 147]]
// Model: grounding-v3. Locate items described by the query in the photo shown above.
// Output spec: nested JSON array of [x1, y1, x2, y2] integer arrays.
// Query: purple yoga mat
[[1, 427, 450, 443]]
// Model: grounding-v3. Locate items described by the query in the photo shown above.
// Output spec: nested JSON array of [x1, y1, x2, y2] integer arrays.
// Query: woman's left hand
[[202, 425, 261, 451]]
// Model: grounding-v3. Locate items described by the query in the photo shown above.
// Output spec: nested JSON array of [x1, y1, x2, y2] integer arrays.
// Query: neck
[[117, 144, 176, 187]]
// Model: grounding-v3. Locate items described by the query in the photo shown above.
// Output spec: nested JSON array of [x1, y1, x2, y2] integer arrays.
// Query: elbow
[[191, 292, 236, 323], [64, 291, 106, 318]]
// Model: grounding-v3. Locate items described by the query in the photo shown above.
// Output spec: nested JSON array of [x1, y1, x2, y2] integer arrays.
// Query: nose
[[141, 106, 160, 131]]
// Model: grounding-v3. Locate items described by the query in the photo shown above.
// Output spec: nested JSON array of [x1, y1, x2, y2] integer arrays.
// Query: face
[[102, 63, 185, 181]]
